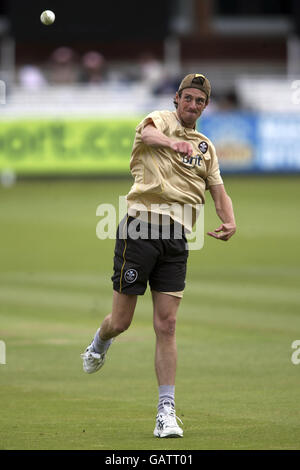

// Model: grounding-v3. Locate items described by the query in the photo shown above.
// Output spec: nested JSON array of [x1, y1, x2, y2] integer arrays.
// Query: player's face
[[176, 88, 207, 128]]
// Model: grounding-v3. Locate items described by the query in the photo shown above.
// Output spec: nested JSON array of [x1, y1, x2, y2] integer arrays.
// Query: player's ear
[[174, 92, 179, 107]]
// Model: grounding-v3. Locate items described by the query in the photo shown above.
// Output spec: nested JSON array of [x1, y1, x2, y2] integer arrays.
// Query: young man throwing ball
[[81, 74, 236, 438]]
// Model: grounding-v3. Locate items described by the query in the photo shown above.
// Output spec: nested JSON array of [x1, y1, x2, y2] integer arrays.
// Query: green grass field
[[1, 175, 300, 450]]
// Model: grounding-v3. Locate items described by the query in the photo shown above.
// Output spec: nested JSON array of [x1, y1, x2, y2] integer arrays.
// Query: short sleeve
[[206, 142, 223, 189], [135, 111, 169, 135]]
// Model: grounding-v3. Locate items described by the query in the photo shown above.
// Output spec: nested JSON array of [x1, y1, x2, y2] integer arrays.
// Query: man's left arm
[[207, 184, 236, 241]]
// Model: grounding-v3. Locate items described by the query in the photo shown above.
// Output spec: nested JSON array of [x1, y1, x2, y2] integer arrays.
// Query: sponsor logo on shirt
[[182, 154, 202, 167]]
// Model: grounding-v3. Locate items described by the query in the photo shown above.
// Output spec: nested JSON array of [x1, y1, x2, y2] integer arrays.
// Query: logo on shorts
[[198, 141, 208, 153], [124, 268, 138, 283]]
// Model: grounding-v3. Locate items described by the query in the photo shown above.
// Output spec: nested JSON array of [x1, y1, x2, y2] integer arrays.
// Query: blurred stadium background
[[1, 0, 300, 175], [1, 0, 300, 451]]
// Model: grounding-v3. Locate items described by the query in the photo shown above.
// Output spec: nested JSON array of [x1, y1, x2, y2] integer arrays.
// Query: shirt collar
[[174, 111, 197, 131]]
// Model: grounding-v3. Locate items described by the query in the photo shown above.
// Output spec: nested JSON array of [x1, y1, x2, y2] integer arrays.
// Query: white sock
[[158, 385, 175, 414], [92, 328, 112, 354]]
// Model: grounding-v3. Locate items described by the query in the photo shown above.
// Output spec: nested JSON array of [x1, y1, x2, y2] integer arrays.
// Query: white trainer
[[153, 402, 183, 438], [81, 343, 106, 374]]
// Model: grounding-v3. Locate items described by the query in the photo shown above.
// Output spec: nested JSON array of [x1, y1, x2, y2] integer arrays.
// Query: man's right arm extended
[[141, 122, 193, 157]]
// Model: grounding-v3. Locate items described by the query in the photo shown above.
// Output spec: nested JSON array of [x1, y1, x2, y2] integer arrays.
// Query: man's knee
[[154, 313, 177, 337], [111, 317, 132, 335], [110, 291, 137, 335]]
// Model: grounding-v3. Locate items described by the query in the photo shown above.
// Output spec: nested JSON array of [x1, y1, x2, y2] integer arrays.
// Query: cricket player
[[81, 73, 236, 438]]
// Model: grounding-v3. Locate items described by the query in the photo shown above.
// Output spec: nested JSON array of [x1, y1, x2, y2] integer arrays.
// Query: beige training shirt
[[126, 110, 223, 232]]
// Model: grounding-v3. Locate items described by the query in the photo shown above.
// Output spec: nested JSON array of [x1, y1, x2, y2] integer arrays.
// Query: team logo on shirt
[[124, 269, 138, 283], [198, 141, 208, 153]]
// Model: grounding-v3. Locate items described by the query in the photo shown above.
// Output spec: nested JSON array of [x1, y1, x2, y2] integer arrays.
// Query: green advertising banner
[[0, 118, 141, 175]]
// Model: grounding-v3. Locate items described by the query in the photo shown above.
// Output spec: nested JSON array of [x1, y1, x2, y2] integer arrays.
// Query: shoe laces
[[81, 348, 101, 362], [160, 400, 183, 427], [88, 352, 101, 362]]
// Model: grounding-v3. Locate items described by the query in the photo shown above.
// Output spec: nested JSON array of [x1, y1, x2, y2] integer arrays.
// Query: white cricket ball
[[40, 10, 55, 26]]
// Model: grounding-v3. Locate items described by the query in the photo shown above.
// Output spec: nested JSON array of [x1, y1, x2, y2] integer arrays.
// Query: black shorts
[[111, 215, 189, 295]]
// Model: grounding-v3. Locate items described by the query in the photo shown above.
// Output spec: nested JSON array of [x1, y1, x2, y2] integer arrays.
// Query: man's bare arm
[[141, 122, 193, 156], [208, 184, 236, 241]]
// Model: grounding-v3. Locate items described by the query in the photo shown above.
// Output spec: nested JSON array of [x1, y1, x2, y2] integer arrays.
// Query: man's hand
[[207, 223, 236, 241], [141, 123, 194, 157], [208, 185, 236, 242], [170, 141, 193, 157]]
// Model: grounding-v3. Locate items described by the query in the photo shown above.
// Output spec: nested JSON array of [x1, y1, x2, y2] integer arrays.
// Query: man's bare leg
[[152, 290, 181, 386], [99, 290, 137, 341], [81, 291, 137, 373], [152, 290, 183, 437]]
